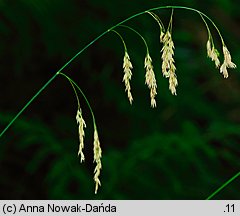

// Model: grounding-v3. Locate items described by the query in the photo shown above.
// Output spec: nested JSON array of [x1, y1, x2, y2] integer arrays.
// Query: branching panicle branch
[[0, 6, 237, 197]]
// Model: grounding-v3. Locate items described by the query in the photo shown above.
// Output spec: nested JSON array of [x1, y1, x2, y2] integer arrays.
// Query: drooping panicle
[[200, 11, 236, 78], [93, 128, 102, 194], [222, 45, 236, 68], [206, 40, 220, 68], [145, 53, 157, 107], [123, 51, 133, 104], [219, 45, 236, 78], [161, 31, 178, 95], [76, 109, 86, 163]]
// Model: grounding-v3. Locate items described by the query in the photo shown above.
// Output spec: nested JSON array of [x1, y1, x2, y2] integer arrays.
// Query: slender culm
[[0, 6, 238, 197]]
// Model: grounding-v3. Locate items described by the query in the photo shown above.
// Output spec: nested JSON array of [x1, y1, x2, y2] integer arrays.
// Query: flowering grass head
[[123, 51, 133, 104], [220, 45, 237, 78], [76, 109, 86, 163], [144, 53, 157, 107], [0, 6, 237, 196], [206, 40, 220, 68], [93, 128, 102, 194]]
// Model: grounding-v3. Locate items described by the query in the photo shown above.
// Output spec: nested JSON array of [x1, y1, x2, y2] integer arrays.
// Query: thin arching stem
[[69, 80, 81, 109], [119, 25, 149, 54], [146, 11, 165, 32], [167, 9, 174, 33], [199, 13, 214, 44], [162, 6, 224, 44], [58, 72, 96, 128], [0, 6, 227, 136], [111, 29, 127, 52], [0, 4, 237, 199], [206, 171, 240, 200], [0, 73, 58, 137], [0, 31, 106, 138]]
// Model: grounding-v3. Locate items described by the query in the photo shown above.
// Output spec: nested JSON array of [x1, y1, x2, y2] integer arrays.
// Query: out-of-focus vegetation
[[0, 0, 239, 199]]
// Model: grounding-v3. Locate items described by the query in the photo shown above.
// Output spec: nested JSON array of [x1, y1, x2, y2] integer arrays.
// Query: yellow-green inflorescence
[[200, 13, 236, 78], [93, 127, 102, 194], [0, 6, 237, 197], [161, 31, 178, 95], [144, 53, 157, 107], [76, 108, 86, 163], [74, 8, 237, 195], [148, 10, 178, 95], [123, 51, 134, 104], [220, 45, 236, 78]]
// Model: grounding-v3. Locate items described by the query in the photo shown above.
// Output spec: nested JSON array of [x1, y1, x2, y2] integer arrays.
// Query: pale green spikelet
[[144, 53, 157, 107], [123, 51, 133, 104], [206, 40, 220, 68], [161, 31, 178, 95], [93, 128, 102, 194], [76, 109, 86, 163], [220, 45, 236, 78]]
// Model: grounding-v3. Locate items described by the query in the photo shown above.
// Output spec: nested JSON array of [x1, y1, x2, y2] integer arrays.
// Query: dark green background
[[0, 0, 239, 199]]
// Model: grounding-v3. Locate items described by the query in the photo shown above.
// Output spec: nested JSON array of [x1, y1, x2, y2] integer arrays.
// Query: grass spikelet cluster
[[93, 128, 102, 194], [123, 51, 133, 104], [0, 6, 238, 197], [200, 13, 236, 78], [144, 53, 157, 107], [161, 31, 178, 95], [76, 109, 86, 163], [220, 45, 237, 78], [206, 40, 220, 68]]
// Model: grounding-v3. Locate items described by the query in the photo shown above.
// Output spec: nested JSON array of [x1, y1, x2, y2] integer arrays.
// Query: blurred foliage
[[0, 0, 239, 199]]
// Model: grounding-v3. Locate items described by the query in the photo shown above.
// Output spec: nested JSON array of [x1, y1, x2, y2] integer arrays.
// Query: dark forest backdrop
[[0, 0, 239, 199]]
